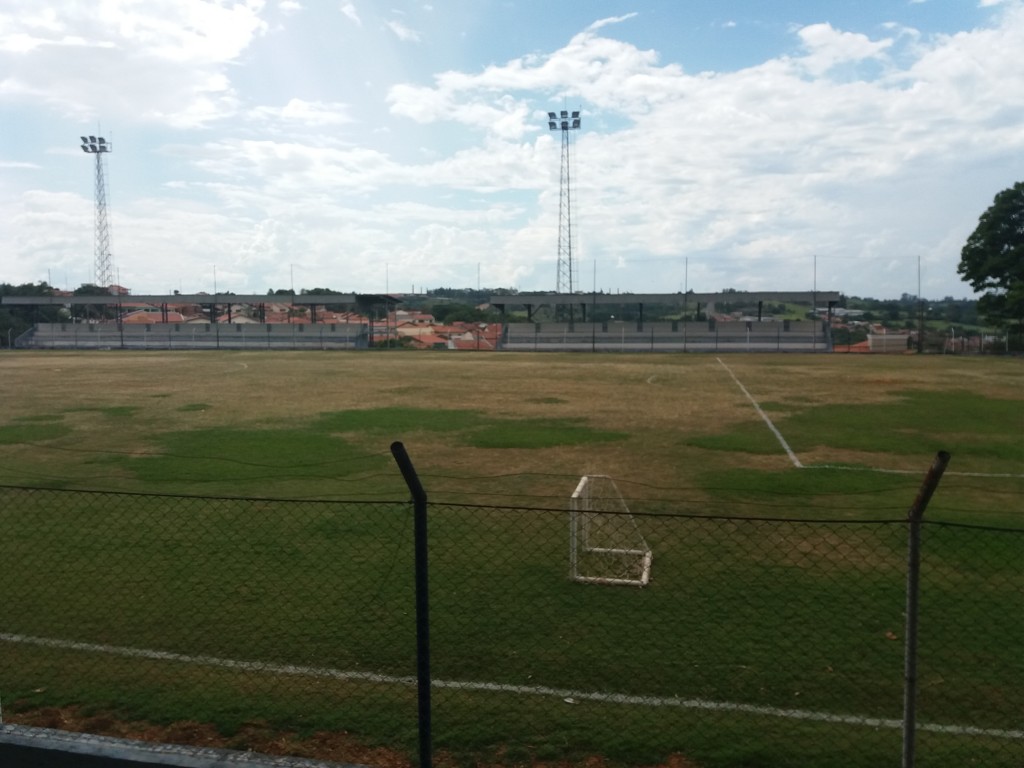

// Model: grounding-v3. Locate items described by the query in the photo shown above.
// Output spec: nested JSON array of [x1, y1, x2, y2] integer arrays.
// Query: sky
[[1, 1, 1023, 300]]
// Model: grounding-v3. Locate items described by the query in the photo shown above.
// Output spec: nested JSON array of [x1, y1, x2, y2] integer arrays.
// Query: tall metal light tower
[[548, 109, 581, 295], [80, 135, 114, 290]]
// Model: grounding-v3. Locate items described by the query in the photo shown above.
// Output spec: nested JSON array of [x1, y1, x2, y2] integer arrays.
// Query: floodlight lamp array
[[548, 110, 581, 131], [80, 136, 111, 153]]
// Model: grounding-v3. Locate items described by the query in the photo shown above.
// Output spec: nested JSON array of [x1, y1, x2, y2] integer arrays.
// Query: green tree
[[431, 302, 498, 324], [301, 287, 348, 312], [1, 282, 60, 346], [72, 283, 119, 321], [958, 182, 1024, 341]]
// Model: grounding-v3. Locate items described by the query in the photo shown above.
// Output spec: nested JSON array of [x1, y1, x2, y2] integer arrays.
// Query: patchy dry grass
[[1, 350, 1020, 517]]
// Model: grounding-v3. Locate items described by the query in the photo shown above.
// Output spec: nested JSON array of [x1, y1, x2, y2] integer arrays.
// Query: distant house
[[121, 309, 186, 324], [407, 333, 450, 350], [393, 310, 435, 325], [392, 319, 502, 350]]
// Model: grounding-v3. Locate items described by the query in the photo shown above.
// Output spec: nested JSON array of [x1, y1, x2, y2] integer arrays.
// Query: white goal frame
[[569, 474, 653, 587]]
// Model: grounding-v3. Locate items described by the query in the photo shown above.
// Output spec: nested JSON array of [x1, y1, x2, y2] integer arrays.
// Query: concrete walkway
[[0, 725, 359, 768]]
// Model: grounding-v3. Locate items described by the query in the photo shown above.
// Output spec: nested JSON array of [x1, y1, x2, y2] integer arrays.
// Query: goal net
[[570, 474, 653, 587]]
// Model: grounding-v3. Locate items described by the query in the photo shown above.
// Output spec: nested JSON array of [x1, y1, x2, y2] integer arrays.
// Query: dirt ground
[[8, 705, 413, 768], [7, 705, 702, 768]]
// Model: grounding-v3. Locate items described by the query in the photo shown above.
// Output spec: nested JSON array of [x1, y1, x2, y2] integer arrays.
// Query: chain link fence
[[1, 483, 1021, 767]]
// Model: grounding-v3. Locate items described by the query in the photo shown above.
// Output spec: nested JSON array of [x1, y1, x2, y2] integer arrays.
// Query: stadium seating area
[[501, 319, 830, 352], [19, 322, 368, 350], [19, 319, 831, 352]]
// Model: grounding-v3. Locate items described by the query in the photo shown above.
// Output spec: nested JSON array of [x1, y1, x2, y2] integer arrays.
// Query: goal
[[569, 474, 653, 587]]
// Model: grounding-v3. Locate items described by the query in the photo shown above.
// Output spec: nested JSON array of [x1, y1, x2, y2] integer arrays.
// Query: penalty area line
[[716, 358, 802, 468], [2, 632, 1021, 741]]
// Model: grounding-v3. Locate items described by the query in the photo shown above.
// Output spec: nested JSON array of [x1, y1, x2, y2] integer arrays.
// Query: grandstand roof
[[489, 291, 841, 309], [0, 293, 400, 307]]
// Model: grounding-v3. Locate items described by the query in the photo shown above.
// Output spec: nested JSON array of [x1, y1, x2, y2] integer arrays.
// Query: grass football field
[[0, 350, 1021, 767]]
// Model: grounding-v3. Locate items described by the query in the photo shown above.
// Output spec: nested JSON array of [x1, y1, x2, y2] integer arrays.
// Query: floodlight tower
[[548, 109, 581, 296], [80, 135, 114, 290]]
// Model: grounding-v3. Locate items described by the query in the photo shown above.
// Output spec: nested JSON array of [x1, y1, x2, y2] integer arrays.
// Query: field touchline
[[3, 632, 1022, 741], [716, 358, 802, 469], [806, 464, 1024, 479]]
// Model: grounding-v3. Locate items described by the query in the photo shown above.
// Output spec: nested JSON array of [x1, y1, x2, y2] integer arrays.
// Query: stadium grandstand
[[4, 290, 840, 352]]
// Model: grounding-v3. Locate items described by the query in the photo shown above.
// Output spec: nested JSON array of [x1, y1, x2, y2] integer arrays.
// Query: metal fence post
[[390, 441, 432, 768], [903, 450, 951, 768]]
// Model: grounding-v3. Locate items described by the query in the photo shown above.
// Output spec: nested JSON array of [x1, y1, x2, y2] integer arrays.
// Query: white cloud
[[340, 2, 361, 26], [385, 19, 421, 42], [586, 14, 638, 33], [0, 0, 267, 126], [248, 99, 354, 128], [793, 22, 894, 76], [387, 28, 682, 132]]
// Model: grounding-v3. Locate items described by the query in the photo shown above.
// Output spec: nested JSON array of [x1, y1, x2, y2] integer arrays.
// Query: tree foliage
[[430, 302, 497, 324], [958, 182, 1024, 332], [1, 282, 60, 346]]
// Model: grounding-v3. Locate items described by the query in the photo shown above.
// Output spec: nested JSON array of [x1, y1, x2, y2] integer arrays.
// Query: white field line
[[3, 632, 1021, 741], [715, 358, 1023, 479], [716, 358, 802, 468], [806, 464, 1024, 479]]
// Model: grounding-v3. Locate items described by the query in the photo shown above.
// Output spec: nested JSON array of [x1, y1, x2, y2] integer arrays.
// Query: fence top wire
[[4, 483, 1022, 533], [414, 500, 916, 527], [0, 482, 408, 507], [919, 519, 1024, 534]]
